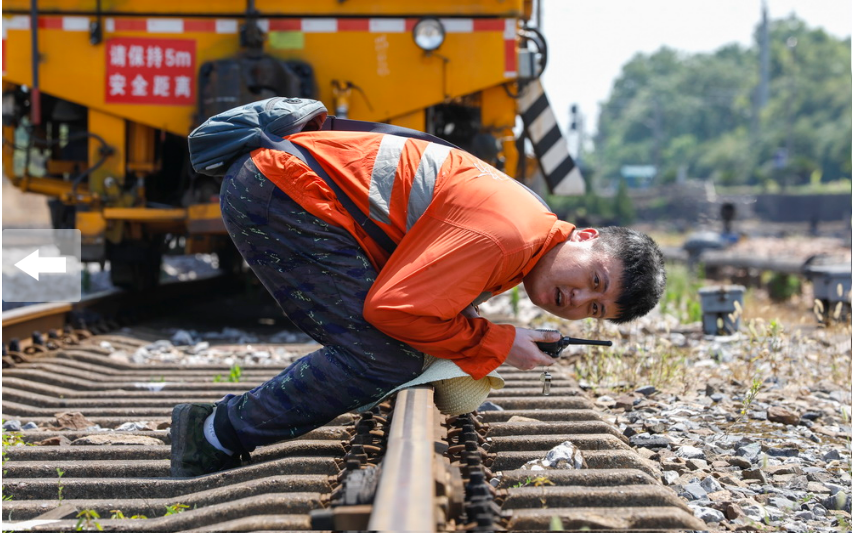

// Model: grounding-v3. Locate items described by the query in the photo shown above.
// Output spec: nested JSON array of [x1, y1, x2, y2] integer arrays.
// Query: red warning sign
[[105, 37, 195, 105]]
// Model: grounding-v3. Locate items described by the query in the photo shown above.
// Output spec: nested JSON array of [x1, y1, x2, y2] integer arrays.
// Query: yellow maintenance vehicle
[[2, 0, 582, 290]]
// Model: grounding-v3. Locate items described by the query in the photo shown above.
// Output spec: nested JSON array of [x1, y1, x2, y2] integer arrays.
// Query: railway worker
[[170, 130, 666, 477]]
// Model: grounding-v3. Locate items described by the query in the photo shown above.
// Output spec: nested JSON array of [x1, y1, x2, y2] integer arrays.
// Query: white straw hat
[[362, 355, 505, 415]]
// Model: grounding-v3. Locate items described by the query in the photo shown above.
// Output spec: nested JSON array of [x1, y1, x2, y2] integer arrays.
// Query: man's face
[[523, 228, 624, 320]]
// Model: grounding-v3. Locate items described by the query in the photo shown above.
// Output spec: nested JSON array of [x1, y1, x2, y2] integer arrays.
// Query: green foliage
[[545, 188, 636, 226], [164, 503, 189, 515], [1, 433, 26, 447], [659, 264, 703, 323], [75, 509, 102, 531], [739, 376, 763, 421], [510, 287, 520, 317], [550, 515, 565, 531], [511, 476, 554, 488], [613, 178, 636, 224], [593, 16, 851, 188], [110, 509, 147, 520], [56, 468, 65, 503], [764, 272, 800, 301], [228, 364, 242, 383]]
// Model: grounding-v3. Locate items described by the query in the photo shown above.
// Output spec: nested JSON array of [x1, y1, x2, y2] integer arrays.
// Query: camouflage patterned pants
[[214, 154, 423, 454]]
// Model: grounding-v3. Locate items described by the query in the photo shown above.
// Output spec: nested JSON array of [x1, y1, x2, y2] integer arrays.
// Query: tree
[[592, 15, 851, 188]]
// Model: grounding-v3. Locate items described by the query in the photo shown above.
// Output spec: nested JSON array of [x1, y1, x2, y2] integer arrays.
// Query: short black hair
[[592, 226, 666, 323]]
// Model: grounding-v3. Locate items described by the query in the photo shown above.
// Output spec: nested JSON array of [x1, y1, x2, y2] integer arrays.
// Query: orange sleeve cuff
[[452, 322, 515, 380]]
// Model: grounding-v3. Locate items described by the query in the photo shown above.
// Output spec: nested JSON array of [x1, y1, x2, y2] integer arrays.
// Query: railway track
[[2, 286, 707, 531]]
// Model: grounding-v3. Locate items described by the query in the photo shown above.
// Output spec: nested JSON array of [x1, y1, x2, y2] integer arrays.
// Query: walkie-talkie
[[535, 329, 613, 358]]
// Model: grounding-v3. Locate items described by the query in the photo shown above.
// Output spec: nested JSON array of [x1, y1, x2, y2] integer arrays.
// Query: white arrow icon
[[14, 249, 68, 280]]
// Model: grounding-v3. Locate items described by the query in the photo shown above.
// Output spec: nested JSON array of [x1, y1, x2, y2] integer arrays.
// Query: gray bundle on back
[[188, 97, 328, 176]]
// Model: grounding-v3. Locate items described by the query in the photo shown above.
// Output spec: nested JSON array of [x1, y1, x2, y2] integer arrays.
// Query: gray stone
[[188, 341, 210, 354], [21, 422, 38, 430], [764, 445, 799, 457], [700, 475, 722, 493], [768, 405, 800, 425], [477, 401, 503, 412], [807, 482, 831, 494], [663, 470, 680, 486], [2, 420, 22, 431], [686, 459, 709, 470], [741, 503, 768, 521], [683, 482, 708, 501], [596, 395, 615, 405], [793, 510, 815, 521], [622, 426, 637, 438], [634, 385, 656, 396], [170, 329, 196, 346], [710, 392, 724, 402], [720, 434, 743, 446], [115, 421, 153, 432], [145, 339, 174, 351], [677, 445, 707, 460], [768, 496, 797, 510], [629, 433, 671, 449], [823, 491, 850, 512], [822, 448, 842, 461], [742, 468, 770, 483], [643, 422, 667, 434], [690, 504, 725, 523], [829, 390, 851, 403], [825, 482, 845, 495], [736, 442, 761, 460], [727, 456, 752, 469], [785, 475, 809, 491], [749, 410, 768, 420], [782, 520, 809, 533]]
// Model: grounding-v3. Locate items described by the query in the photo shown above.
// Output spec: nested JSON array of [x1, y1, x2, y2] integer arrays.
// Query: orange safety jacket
[[251, 131, 575, 379]]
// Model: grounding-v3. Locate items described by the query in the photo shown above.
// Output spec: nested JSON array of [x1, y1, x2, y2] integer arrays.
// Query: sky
[[539, 0, 851, 147]]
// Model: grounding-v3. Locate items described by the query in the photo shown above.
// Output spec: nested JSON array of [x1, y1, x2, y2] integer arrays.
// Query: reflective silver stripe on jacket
[[368, 135, 407, 224], [406, 143, 452, 230]]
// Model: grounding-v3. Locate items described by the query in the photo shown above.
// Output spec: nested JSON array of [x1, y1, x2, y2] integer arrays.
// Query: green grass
[[75, 509, 102, 531], [659, 263, 703, 323]]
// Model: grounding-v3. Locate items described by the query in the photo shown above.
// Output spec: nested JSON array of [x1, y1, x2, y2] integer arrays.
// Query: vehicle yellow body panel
[[2, 2, 522, 134], [2, 0, 538, 277]]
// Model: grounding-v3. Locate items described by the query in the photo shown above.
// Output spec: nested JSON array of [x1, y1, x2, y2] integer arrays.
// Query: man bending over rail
[[170, 129, 666, 477]]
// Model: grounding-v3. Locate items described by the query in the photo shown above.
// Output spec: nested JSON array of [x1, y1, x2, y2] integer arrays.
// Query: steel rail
[[368, 386, 437, 532], [3, 292, 709, 531]]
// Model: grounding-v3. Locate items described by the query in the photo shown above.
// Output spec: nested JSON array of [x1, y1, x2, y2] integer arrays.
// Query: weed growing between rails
[[659, 263, 703, 324], [110, 510, 147, 520], [75, 509, 102, 531], [164, 503, 190, 515], [2, 425, 28, 503], [738, 377, 763, 422], [56, 468, 65, 504], [569, 318, 693, 393], [511, 476, 554, 488], [213, 364, 243, 383]]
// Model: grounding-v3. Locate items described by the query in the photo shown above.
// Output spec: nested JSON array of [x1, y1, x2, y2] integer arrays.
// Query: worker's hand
[[504, 327, 560, 371]]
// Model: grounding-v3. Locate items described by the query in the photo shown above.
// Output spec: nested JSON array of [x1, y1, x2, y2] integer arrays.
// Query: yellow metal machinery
[[2, 0, 573, 290]]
